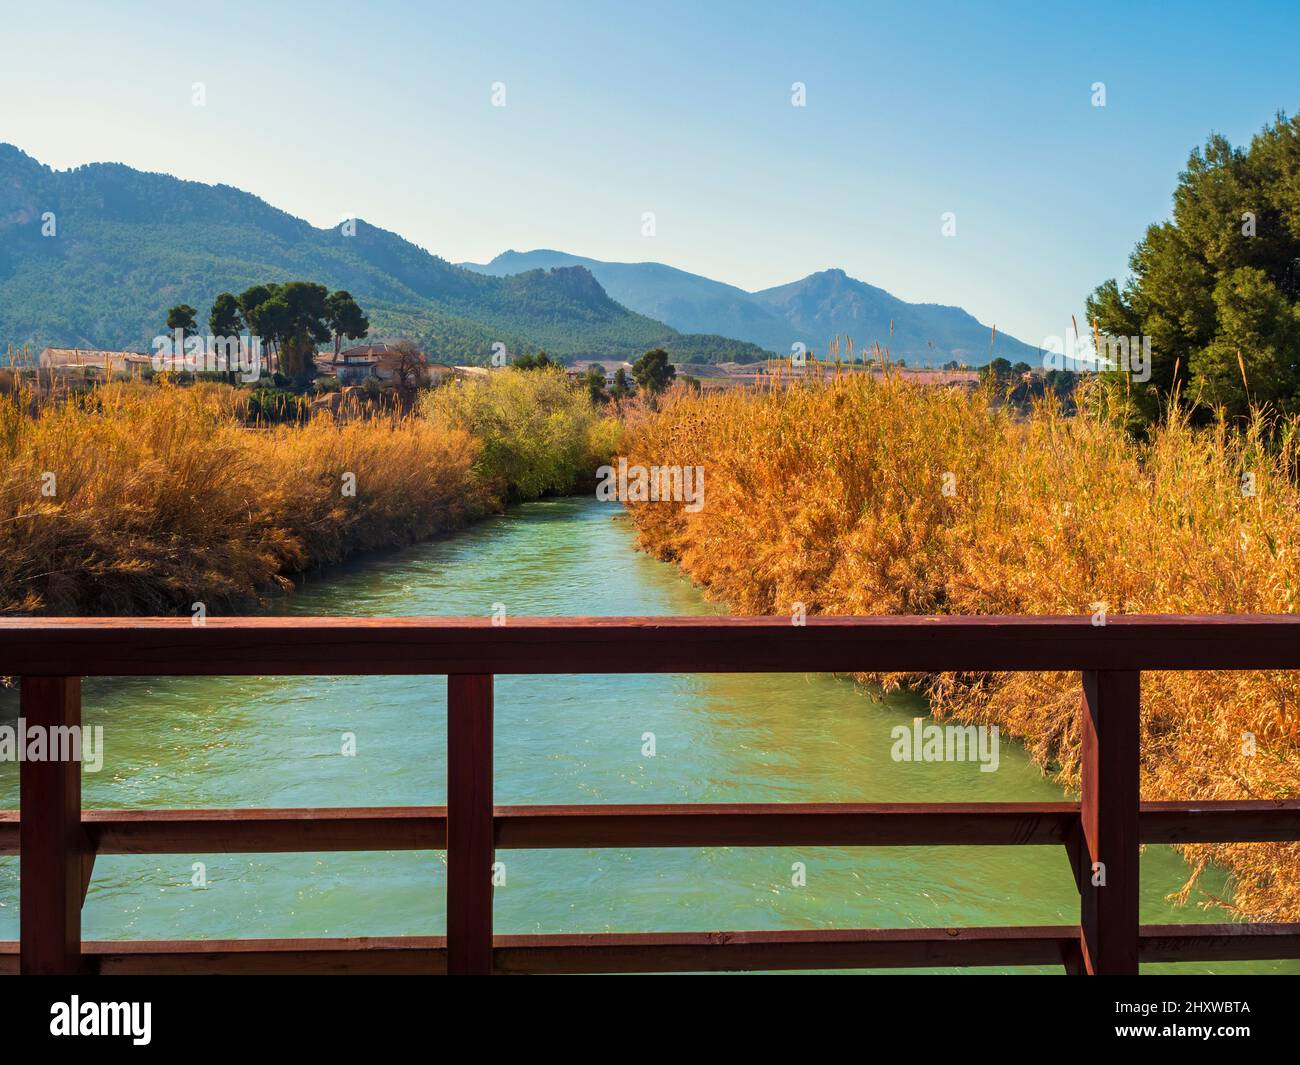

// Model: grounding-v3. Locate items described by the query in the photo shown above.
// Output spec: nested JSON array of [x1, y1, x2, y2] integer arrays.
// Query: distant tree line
[[166, 284, 369, 387], [511, 346, 677, 407], [978, 357, 1080, 406]]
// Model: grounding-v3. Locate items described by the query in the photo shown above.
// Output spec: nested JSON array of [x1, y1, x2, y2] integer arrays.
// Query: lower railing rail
[[1, 615, 1299, 975]]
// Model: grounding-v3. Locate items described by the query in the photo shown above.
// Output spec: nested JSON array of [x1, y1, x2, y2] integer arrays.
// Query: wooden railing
[[2, 615, 1300, 975]]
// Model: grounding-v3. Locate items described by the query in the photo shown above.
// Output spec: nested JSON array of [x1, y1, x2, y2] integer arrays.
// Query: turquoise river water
[[1, 497, 1293, 973]]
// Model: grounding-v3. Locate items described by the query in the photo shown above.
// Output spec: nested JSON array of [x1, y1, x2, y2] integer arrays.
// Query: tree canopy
[[207, 282, 369, 386], [209, 292, 243, 338], [512, 351, 559, 371], [1087, 112, 1300, 423], [165, 304, 197, 337], [325, 290, 369, 358], [163, 284, 370, 386], [632, 347, 676, 398]]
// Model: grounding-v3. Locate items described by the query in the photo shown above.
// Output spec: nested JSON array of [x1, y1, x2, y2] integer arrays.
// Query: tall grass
[[0, 382, 490, 613], [623, 373, 1300, 921]]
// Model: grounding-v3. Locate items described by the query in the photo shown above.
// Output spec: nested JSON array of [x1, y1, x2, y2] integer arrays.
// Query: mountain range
[[0, 145, 763, 364], [0, 144, 1039, 367], [463, 250, 1044, 365]]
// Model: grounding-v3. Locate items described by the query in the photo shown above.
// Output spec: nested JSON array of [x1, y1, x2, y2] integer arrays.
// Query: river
[[1, 497, 1293, 973]]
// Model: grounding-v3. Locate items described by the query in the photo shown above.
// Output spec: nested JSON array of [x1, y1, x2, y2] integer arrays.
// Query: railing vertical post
[[19, 676, 85, 975], [1078, 670, 1140, 975], [447, 673, 494, 975]]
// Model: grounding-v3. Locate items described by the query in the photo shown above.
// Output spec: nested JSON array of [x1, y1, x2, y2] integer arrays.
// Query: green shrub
[[423, 367, 620, 500], [246, 388, 309, 425]]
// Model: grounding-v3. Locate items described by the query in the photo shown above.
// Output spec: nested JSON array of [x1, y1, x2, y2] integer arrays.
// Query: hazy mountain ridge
[[0, 146, 767, 363], [463, 250, 1043, 365]]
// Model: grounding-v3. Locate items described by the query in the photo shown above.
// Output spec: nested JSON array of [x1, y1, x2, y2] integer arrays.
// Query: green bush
[[246, 388, 309, 425], [423, 367, 620, 500]]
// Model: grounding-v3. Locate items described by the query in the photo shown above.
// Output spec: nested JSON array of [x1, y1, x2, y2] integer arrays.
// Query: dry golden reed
[[623, 372, 1300, 921], [0, 382, 490, 614]]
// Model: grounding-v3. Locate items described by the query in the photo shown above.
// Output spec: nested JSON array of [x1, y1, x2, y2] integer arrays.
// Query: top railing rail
[[5, 614, 1300, 675]]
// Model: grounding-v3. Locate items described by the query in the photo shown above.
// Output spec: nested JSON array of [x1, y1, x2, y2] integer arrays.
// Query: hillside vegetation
[[0, 145, 767, 364]]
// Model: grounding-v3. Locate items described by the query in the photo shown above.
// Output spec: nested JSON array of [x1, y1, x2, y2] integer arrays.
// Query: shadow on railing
[[2, 615, 1299, 975]]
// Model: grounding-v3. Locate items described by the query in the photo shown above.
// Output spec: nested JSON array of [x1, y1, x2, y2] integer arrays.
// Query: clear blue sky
[[2, 0, 1297, 347]]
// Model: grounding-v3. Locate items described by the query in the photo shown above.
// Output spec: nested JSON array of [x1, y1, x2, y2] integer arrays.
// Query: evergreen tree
[[1087, 112, 1300, 423]]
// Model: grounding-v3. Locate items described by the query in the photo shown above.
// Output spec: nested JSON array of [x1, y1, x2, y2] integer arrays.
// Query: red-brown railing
[[2, 615, 1300, 975]]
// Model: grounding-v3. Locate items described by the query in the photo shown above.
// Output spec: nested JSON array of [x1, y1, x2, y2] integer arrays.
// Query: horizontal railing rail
[[9, 614, 1300, 674], [1, 615, 1299, 975], [5, 800, 1300, 855]]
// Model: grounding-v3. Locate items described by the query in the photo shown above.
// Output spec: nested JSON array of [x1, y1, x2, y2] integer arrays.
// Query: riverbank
[[0, 371, 616, 614], [621, 372, 1300, 923]]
